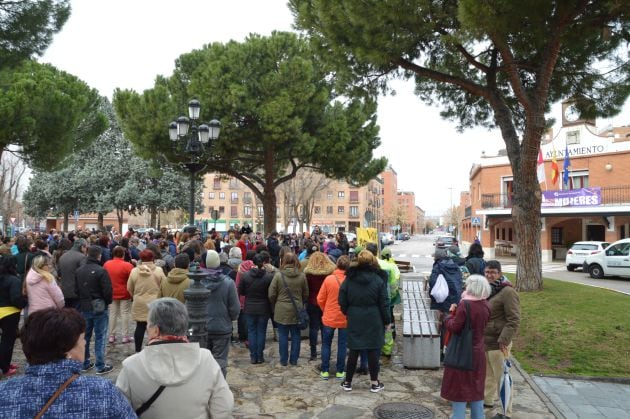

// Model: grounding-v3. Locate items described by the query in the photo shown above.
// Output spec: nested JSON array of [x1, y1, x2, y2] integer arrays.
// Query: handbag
[[136, 385, 166, 416], [35, 373, 79, 419], [91, 298, 106, 314], [430, 273, 449, 303], [279, 272, 309, 330], [443, 300, 474, 370]]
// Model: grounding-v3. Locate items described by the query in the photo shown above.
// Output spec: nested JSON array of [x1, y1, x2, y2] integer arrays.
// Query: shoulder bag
[[443, 300, 474, 370], [35, 373, 79, 419], [136, 385, 166, 416], [279, 272, 309, 330]]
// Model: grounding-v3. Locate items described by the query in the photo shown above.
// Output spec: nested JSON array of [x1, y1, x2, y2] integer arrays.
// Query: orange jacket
[[317, 269, 347, 329]]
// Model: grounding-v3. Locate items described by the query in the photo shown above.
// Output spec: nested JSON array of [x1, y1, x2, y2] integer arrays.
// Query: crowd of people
[[0, 225, 520, 418]]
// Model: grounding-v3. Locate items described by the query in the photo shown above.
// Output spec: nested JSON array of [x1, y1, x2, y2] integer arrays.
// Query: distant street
[[390, 234, 630, 295]]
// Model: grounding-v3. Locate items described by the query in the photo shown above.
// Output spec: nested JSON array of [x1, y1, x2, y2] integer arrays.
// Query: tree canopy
[[0, 60, 106, 169], [0, 0, 70, 70], [291, 0, 629, 290], [114, 31, 386, 233]]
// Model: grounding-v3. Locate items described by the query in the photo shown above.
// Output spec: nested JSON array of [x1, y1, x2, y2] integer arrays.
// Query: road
[[389, 234, 630, 295]]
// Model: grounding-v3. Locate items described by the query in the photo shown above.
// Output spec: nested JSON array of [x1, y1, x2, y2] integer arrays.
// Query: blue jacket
[[429, 258, 463, 313], [0, 359, 136, 418]]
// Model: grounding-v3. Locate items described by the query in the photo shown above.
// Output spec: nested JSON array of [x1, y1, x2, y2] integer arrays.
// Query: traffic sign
[[471, 217, 481, 226]]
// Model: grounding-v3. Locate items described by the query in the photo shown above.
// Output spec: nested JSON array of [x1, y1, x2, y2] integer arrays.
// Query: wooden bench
[[395, 260, 414, 273]]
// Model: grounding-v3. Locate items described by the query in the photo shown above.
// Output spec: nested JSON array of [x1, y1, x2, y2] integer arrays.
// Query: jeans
[[321, 326, 347, 373], [246, 314, 269, 362], [451, 401, 484, 419], [0, 312, 20, 374], [307, 303, 323, 355], [277, 323, 301, 365], [82, 310, 109, 370], [207, 333, 231, 377]]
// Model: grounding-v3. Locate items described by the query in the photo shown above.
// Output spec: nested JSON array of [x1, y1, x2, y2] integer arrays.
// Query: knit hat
[[205, 250, 220, 269], [434, 248, 448, 260]]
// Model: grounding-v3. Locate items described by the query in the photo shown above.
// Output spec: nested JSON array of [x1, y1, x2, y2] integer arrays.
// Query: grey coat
[[201, 269, 240, 335], [57, 249, 86, 299]]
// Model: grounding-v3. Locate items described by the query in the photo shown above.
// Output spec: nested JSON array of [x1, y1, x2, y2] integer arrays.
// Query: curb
[[510, 357, 565, 419], [530, 373, 630, 385]]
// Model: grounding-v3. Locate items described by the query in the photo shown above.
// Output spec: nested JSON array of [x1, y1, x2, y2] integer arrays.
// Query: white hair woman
[[116, 298, 234, 418], [440, 274, 492, 419]]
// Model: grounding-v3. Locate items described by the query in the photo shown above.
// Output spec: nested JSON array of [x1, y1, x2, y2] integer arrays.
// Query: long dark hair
[[0, 255, 17, 276]]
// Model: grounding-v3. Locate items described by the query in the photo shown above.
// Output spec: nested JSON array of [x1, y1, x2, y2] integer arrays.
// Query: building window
[[243, 191, 252, 204], [230, 206, 238, 217], [229, 178, 239, 188], [350, 206, 358, 217], [314, 206, 321, 214], [562, 170, 589, 190], [219, 192, 225, 200], [231, 192, 238, 203], [338, 191, 345, 198], [209, 206, 214, 213], [327, 191, 333, 200], [213, 177, 221, 189], [244, 206, 252, 216], [219, 206, 225, 214], [551, 227, 563, 245], [502, 176, 513, 207], [209, 192, 215, 199], [326, 206, 333, 214], [257, 205, 264, 216], [566, 130, 580, 145], [338, 206, 345, 214], [349, 190, 359, 202]]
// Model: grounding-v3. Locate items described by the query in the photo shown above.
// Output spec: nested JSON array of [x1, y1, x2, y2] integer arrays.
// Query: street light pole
[[169, 99, 221, 228]]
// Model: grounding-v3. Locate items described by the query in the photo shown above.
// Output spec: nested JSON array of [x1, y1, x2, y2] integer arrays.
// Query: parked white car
[[583, 238, 630, 279], [565, 241, 610, 271]]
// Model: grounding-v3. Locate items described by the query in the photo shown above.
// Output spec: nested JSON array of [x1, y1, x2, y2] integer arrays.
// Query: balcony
[[349, 198, 359, 204], [480, 185, 630, 210], [230, 198, 239, 204], [349, 214, 360, 219], [243, 213, 252, 218], [243, 197, 252, 204]]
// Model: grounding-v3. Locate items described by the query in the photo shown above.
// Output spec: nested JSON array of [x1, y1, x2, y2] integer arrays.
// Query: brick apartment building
[[461, 100, 630, 261]]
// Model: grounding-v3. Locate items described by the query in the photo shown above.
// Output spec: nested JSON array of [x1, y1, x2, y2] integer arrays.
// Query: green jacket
[[484, 278, 521, 351], [339, 264, 391, 350], [159, 268, 191, 304], [268, 266, 308, 325]]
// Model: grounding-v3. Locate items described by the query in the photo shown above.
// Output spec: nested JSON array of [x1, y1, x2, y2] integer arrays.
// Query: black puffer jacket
[[239, 267, 273, 317], [0, 274, 27, 310]]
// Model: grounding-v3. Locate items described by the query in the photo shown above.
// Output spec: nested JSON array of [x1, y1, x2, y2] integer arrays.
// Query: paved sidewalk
[[532, 376, 630, 419]]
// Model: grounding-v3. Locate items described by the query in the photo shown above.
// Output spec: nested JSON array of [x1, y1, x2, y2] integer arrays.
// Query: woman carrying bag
[[440, 275, 491, 419]]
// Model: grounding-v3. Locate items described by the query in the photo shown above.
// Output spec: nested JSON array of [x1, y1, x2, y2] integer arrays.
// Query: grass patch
[[508, 275, 630, 377]]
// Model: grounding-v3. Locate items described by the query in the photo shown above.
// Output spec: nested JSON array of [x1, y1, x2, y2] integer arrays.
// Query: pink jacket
[[26, 269, 64, 313]]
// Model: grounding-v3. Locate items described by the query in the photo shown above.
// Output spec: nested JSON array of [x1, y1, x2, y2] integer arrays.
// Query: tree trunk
[[63, 212, 69, 232], [116, 208, 124, 235], [149, 207, 157, 229], [97, 212, 104, 231], [262, 150, 277, 235], [157, 211, 161, 230]]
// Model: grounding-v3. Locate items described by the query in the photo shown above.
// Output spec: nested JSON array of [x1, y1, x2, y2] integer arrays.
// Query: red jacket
[[104, 257, 134, 300]]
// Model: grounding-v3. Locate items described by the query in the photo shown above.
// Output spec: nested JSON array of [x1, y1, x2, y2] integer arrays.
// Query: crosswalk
[[501, 263, 568, 274], [392, 253, 426, 259]]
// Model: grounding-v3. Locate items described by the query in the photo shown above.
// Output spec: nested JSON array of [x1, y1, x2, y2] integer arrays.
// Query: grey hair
[[465, 274, 492, 299], [147, 298, 189, 337], [72, 238, 87, 252], [229, 246, 242, 259]]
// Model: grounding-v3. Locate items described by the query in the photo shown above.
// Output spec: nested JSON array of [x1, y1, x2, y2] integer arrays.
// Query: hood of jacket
[[203, 268, 226, 291], [167, 268, 189, 284], [437, 258, 462, 276], [345, 264, 382, 284], [135, 342, 202, 385], [238, 260, 254, 274], [249, 267, 267, 278], [228, 258, 242, 270], [304, 263, 335, 277], [26, 269, 47, 286], [281, 266, 303, 278], [137, 262, 157, 276]]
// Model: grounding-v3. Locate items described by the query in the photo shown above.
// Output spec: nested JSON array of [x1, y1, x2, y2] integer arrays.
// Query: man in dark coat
[[266, 232, 281, 268], [75, 245, 114, 375], [57, 238, 87, 308]]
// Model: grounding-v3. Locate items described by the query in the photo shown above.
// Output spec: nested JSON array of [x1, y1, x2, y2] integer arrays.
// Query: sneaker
[[122, 336, 132, 344], [340, 381, 352, 391], [370, 381, 385, 393], [335, 371, 346, 380], [81, 362, 95, 372], [108, 335, 115, 344], [96, 364, 114, 375], [320, 371, 330, 380]]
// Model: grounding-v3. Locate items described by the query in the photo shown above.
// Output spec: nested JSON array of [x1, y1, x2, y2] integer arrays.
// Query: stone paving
[[5, 323, 555, 418]]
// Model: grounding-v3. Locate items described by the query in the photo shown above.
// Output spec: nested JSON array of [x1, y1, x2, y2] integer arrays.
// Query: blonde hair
[[356, 250, 378, 267], [203, 238, 215, 251], [305, 251, 336, 272], [31, 254, 54, 283]]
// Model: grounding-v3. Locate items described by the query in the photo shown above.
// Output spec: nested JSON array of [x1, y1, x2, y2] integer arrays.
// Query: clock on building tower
[[561, 100, 595, 127]]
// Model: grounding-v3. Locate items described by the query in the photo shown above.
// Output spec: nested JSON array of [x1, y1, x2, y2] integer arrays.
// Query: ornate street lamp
[[168, 99, 221, 227]]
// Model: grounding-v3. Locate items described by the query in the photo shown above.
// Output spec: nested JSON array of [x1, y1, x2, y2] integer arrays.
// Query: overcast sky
[[41, 0, 629, 216]]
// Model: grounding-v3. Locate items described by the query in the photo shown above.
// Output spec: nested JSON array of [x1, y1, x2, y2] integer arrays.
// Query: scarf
[[148, 335, 189, 346]]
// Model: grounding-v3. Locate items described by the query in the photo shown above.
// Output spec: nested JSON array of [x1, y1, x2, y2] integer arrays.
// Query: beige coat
[[127, 262, 165, 322], [159, 268, 191, 304], [116, 342, 234, 418]]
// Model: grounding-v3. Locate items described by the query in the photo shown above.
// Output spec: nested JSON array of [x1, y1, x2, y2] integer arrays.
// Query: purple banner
[[542, 187, 601, 207]]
